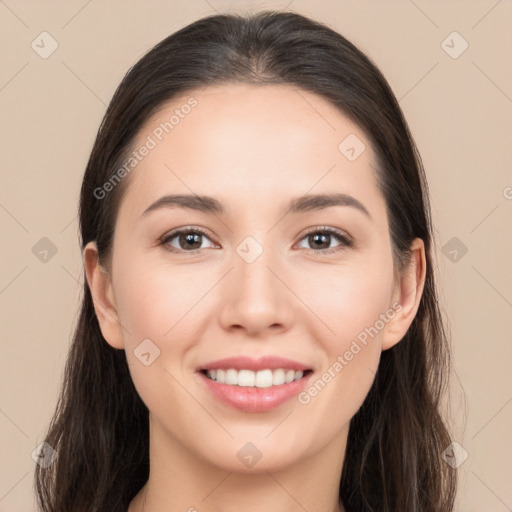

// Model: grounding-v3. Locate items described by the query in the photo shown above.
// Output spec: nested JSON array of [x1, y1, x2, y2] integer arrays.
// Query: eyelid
[[298, 225, 352, 243]]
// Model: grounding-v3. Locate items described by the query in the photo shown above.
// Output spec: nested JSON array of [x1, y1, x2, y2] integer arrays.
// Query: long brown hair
[[34, 10, 457, 511]]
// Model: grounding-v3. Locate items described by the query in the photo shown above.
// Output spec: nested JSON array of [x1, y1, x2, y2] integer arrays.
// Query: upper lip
[[198, 356, 312, 372]]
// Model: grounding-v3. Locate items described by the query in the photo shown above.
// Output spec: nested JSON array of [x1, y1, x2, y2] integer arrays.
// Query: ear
[[382, 238, 427, 351], [83, 241, 125, 349]]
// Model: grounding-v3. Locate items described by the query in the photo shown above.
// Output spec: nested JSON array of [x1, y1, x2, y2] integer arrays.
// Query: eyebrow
[[141, 193, 371, 220]]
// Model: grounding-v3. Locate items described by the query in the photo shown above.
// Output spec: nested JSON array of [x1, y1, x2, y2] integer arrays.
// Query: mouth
[[197, 366, 315, 412], [199, 368, 314, 388]]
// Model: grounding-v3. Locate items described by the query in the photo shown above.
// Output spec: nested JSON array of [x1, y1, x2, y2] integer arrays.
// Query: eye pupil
[[180, 232, 202, 250], [310, 233, 330, 249]]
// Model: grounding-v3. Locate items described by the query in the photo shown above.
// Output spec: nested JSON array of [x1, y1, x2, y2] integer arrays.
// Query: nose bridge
[[219, 231, 292, 335], [235, 232, 281, 307]]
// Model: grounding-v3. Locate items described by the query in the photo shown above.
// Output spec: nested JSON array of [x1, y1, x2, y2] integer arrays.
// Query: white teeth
[[272, 369, 286, 385], [238, 369, 255, 387], [205, 368, 307, 387], [255, 369, 273, 388], [225, 369, 238, 385]]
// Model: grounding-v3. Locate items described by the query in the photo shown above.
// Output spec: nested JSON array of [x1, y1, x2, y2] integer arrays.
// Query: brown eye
[[160, 228, 215, 253], [297, 227, 352, 254]]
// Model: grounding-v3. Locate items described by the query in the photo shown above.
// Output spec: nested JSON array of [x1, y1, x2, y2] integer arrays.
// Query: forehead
[[119, 83, 382, 218]]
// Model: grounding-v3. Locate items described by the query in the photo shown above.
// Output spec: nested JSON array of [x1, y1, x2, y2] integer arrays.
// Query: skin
[[84, 83, 426, 512]]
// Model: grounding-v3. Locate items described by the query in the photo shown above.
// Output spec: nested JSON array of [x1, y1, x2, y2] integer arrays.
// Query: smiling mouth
[[200, 368, 313, 388]]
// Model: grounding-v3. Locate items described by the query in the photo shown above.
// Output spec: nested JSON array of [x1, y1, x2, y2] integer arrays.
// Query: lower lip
[[197, 371, 313, 413]]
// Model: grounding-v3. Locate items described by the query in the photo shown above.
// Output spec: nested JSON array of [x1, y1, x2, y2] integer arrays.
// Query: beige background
[[0, 0, 511, 510]]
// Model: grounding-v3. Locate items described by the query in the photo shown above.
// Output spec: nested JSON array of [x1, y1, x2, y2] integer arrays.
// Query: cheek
[[303, 262, 395, 349], [114, 259, 204, 344], [295, 264, 393, 413], [113, 259, 213, 396], [112, 262, 202, 417]]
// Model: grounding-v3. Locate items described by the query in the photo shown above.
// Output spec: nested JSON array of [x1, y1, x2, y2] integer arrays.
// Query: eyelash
[[158, 226, 353, 255]]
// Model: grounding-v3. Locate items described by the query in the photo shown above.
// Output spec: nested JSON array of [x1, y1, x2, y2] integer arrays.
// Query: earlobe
[[83, 241, 125, 349], [382, 238, 427, 351]]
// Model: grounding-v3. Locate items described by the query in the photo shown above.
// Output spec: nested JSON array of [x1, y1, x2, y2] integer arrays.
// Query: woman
[[34, 10, 457, 512]]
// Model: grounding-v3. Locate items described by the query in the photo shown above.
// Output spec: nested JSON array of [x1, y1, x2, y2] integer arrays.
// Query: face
[[86, 83, 423, 473]]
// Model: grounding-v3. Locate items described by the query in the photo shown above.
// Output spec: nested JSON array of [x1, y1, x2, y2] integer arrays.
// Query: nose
[[218, 244, 294, 337]]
